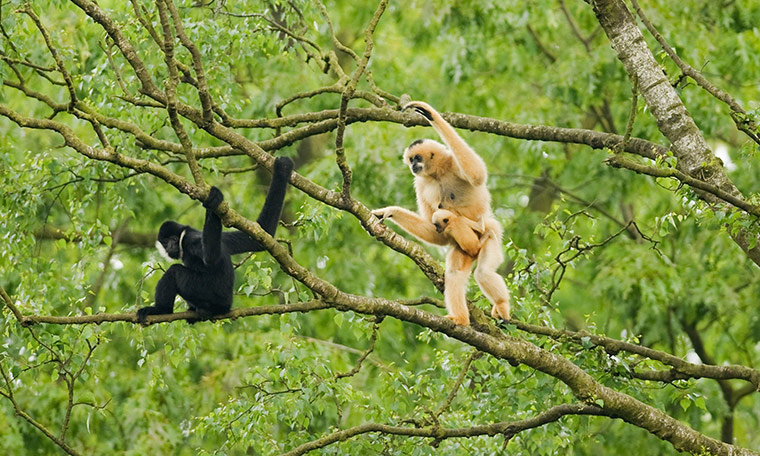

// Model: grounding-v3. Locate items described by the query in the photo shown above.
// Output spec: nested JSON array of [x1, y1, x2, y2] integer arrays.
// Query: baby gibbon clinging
[[431, 209, 484, 258], [373, 101, 511, 325]]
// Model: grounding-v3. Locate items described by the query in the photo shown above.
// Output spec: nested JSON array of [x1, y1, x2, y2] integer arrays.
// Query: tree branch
[[279, 403, 611, 456], [629, 0, 760, 145], [0, 364, 82, 456], [605, 154, 760, 217], [591, 0, 760, 267], [511, 318, 760, 389]]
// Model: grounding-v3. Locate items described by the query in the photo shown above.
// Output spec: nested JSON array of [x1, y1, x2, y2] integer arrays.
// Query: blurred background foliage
[[1, 0, 759, 454]]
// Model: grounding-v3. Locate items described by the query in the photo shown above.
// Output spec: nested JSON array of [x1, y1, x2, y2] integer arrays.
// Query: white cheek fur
[[155, 240, 174, 261]]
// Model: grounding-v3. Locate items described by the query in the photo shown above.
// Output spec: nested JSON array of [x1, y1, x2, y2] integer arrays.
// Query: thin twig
[[335, 316, 384, 379]]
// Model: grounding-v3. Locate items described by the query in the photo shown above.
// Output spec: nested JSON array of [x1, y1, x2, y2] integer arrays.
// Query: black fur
[[413, 106, 433, 121], [137, 156, 295, 323], [408, 139, 425, 149]]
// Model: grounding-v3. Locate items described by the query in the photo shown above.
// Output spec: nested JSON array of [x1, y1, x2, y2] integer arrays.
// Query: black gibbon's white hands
[[136, 156, 295, 323], [372, 101, 511, 325]]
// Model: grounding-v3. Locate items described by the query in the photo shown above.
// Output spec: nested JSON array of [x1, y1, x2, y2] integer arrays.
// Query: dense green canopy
[[1, 0, 759, 454]]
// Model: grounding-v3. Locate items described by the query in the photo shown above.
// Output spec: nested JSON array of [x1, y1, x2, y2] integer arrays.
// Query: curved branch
[[280, 403, 611, 456], [0, 364, 82, 456]]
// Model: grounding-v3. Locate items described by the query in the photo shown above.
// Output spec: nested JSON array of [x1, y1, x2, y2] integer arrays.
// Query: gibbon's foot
[[136, 306, 165, 324], [185, 308, 216, 324], [445, 313, 470, 326], [490, 302, 511, 321]]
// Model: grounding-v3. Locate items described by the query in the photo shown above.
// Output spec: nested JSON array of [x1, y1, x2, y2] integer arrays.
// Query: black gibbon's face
[[156, 221, 186, 260], [403, 139, 446, 177]]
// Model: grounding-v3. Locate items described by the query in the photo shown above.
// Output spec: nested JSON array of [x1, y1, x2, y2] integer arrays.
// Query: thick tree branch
[[629, 0, 760, 145], [590, 0, 760, 266]]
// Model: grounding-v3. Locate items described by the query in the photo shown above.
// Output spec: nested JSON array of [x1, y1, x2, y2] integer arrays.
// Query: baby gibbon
[[373, 101, 511, 325], [431, 209, 484, 258]]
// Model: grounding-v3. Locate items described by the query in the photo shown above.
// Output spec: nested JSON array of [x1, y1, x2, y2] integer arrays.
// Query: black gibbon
[[136, 156, 295, 323], [372, 101, 510, 325]]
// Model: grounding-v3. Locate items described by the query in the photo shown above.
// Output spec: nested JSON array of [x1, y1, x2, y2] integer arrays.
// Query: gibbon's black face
[[156, 221, 186, 260], [403, 139, 446, 177]]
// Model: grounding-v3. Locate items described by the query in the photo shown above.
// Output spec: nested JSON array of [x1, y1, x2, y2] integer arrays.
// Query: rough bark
[[591, 0, 760, 266]]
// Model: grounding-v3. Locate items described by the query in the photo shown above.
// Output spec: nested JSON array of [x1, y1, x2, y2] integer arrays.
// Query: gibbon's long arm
[[223, 156, 294, 255], [373, 206, 450, 246], [202, 188, 224, 266], [405, 101, 487, 187]]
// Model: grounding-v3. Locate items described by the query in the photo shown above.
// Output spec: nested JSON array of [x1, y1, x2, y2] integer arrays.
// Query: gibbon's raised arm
[[201, 187, 224, 266], [222, 156, 294, 255], [404, 101, 487, 186]]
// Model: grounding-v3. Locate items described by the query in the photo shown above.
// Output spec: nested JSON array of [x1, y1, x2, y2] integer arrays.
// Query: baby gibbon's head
[[403, 139, 449, 177], [431, 208, 457, 233]]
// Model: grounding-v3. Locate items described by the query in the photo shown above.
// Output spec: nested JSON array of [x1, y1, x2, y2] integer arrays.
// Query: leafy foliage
[[1, 0, 759, 455]]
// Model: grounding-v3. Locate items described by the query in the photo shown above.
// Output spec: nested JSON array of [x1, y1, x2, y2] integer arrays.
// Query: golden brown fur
[[431, 209, 484, 257], [373, 101, 511, 325]]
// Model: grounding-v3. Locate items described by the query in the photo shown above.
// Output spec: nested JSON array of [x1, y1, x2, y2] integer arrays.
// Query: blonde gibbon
[[431, 208, 484, 257], [372, 101, 511, 325]]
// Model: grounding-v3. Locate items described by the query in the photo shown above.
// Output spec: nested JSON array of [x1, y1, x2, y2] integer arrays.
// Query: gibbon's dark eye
[[430, 153, 434, 159], [443, 218, 449, 223], [414, 154, 422, 162], [450, 193, 456, 200]]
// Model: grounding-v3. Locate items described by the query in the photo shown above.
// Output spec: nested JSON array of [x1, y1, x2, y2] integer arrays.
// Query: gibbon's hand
[[203, 186, 224, 209], [402, 101, 434, 122], [371, 207, 395, 221]]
